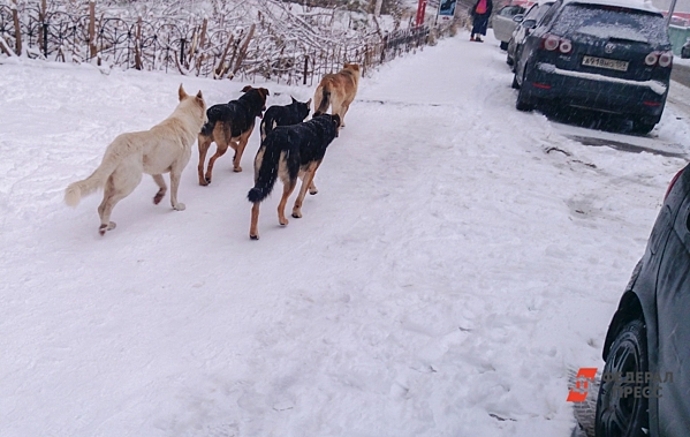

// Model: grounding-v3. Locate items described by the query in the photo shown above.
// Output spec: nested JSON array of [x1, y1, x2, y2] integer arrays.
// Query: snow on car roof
[[562, 0, 662, 14]]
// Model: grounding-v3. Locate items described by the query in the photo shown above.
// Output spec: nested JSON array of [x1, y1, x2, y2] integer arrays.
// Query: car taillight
[[659, 51, 673, 67], [644, 52, 659, 66], [645, 51, 673, 67], [542, 34, 561, 51], [559, 39, 573, 54], [541, 34, 572, 54], [664, 168, 685, 200]]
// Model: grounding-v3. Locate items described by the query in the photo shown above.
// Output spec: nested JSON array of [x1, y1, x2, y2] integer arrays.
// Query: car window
[[538, 0, 562, 27], [499, 5, 526, 16], [532, 3, 555, 23], [550, 4, 669, 45]]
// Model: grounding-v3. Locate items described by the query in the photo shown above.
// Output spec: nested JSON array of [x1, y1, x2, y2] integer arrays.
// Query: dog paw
[[99, 221, 116, 235], [250, 234, 259, 240], [153, 192, 165, 205], [233, 166, 243, 173], [309, 189, 318, 195], [279, 218, 289, 226], [173, 203, 186, 211], [199, 179, 209, 186], [291, 211, 302, 219]]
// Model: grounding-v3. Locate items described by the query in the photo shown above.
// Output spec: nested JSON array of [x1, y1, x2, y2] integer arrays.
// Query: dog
[[247, 113, 341, 240], [260, 96, 311, 141], [197, 85, 269, 185], [312, 63, 360, 129], [64, 85, 206, 235]]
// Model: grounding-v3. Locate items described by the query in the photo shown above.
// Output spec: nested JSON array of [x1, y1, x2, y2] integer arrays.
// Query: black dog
[[197, 85, 269, 185], [247, 113, 341, 240], [260, 97, 311, 141]]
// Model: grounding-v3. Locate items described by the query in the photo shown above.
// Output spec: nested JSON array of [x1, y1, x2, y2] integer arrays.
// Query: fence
[[0, 2, 452, 85]]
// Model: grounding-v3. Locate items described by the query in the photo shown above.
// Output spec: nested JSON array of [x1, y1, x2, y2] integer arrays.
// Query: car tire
[[507, 54, 514, 66], [500, 41, 509, 50], [511, 73, 520, 89], [594, 318, 649, 437], [515, 68, 534, 111]]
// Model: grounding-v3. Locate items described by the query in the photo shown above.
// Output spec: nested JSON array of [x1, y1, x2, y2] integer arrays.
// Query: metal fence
[[0, 3, 452, 84]]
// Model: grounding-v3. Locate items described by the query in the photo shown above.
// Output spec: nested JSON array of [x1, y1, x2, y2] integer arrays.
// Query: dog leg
[[169, 169, 186, 211], [340, 103, 350, 127], [205, 142, 228, 184], [233, 128, 253, 172], [292, 163, 319, 218], [277, 179, 297, 226], [249, 202, 261, 240], [197, 135, 212, 186], [97, 169, 141, 235], [152, 174, 167, 204], [309, 180, 318, 195]]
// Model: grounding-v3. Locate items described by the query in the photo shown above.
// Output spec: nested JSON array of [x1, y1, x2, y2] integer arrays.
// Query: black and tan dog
[[313, 63, 360, 130], [260, 97, 311, 142], [197, 85, 269, 185], [247, 113, 341, 240]]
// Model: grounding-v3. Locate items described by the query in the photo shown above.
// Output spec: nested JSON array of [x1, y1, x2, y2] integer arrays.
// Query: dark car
[[506, 1, 555, 69], [594, 164, 690, 437], [512, 0, 673, 134]]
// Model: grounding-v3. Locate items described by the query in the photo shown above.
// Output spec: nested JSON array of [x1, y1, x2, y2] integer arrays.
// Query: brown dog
[[312, 63, 360, 129], [197, 85, 269, 185]]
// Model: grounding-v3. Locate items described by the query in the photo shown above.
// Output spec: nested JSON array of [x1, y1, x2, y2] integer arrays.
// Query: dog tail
[[64, 160, 117, 208], [313, 87, 331, 117], [200, 105, 223, 137], [260, 110, 278, 142], [247, 141, 281, 203], [64, 137, 127, 207]]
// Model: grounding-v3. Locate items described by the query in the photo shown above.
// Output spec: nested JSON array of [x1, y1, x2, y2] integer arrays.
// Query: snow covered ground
[[1, 31, 689, 437]]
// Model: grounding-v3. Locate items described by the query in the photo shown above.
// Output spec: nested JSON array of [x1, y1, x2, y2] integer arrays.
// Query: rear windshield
[[551, 4, 669, 45]]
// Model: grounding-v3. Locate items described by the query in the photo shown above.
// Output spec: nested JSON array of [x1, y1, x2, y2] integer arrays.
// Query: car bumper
[[526, 62, 668, 117]]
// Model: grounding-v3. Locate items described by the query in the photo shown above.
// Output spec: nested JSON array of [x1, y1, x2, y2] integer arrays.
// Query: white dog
[[64, 84, 207, 235]]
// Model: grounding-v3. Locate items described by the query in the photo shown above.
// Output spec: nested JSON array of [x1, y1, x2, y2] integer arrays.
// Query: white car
[[491, 4, 528, 50]]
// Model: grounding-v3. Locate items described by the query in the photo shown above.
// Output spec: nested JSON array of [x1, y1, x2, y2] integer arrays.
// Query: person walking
[[470, 0, 493, 42]]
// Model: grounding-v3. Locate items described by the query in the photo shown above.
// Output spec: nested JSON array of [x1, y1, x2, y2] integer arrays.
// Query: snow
[[1, 31, 689, 437]]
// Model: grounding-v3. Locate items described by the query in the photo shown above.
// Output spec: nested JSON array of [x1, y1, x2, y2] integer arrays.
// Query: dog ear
[[178, 84, 188, 101], [263, 88, 270, 96], [241, 85, 252, 93], [305, 98, 312, 107], [196, 90, 204, 99]]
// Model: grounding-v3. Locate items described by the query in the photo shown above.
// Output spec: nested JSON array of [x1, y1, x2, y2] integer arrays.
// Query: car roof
[[561, 0, 662, 14]]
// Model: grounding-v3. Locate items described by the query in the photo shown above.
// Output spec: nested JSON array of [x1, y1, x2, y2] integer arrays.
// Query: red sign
[[416, 0, 427, 26]]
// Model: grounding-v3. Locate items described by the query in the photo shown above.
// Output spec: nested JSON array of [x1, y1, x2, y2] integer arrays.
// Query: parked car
[[594, 163, 690, 437], [506, 1, 555, 70], [492, 4, 527, 50], [512, 0, 673, 134], [682, 38, 690, 59]]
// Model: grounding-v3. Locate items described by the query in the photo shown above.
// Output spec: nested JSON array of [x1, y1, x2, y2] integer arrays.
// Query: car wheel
[[511, 73, 520, 89], [515, 67, 534, 111], [500, 41, 509, 50], [506, 54, 514, 66], [594, 319, 649, 437]]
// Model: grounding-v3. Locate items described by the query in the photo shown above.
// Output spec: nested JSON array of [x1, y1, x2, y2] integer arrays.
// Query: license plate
[[582, 56, 629, 72]]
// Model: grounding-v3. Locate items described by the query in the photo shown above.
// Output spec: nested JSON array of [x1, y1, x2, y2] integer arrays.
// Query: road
[[672, 62, 690, 87]]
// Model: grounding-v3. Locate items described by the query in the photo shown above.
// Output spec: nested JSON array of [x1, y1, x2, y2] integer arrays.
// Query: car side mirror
[[512, 14, 524, 23], [523, 19, 537, 29]]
